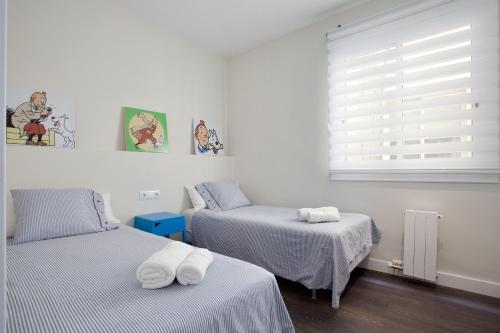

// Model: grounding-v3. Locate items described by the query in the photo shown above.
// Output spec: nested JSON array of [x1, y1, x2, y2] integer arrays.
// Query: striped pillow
[[195, 181, 251, 211], [11, 189, 113, 245]]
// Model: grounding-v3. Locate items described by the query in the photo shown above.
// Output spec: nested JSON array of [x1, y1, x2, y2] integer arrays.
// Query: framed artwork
[[124, 107, 168, 153], [192, 118, 224, 156], [5, 89, 76, 148]]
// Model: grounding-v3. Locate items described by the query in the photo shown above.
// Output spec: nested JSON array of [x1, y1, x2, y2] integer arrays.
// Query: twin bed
[[184, 205, 381, 308], [7, 225, 293, 333]]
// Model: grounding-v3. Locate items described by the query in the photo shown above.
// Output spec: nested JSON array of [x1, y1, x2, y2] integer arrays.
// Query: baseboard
[[359, 257, 500, 299]]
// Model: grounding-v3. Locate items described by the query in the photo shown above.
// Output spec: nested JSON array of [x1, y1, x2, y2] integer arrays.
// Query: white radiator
[[403, 210, 440, 282]]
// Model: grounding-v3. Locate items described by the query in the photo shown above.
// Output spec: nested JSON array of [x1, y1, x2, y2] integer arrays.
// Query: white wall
[[0, 0, 6, 328], [229, 0, 500, 288], [5, 0, 233, 234]]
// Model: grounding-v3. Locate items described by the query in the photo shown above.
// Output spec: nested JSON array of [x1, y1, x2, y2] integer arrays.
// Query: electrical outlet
[[139, 190, 160, 200], [388, 259, 404, 271], [391, 259, 403, 266]]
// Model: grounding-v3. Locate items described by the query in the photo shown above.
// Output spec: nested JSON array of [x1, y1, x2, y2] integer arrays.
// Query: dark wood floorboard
[[277, 269, 500, 333]]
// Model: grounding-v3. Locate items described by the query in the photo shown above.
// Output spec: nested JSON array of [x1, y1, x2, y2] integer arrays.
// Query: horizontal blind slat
[[329, 88, 498, 119], [330, 109, 497, 132], [329, 45, 497, 77], [331, 140, 499, 157], [330, 121, 498, 145], [329, 152, 499, 170]]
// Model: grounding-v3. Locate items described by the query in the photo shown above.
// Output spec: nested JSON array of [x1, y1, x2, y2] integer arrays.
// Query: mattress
[[190, 205, 381, 308], [7, 225, 294, 333]]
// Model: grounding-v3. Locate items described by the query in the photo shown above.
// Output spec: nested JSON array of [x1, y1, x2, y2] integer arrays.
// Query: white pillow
[[184, 184, 207, 210], [99, 192, 120, 223]]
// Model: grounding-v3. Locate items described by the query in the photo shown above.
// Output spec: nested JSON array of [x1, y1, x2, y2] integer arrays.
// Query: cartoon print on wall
[[51, 114, 75, 148], [193, 118, 224, 156], [124, 107, 168, 153], [5, 89, 76, 148]]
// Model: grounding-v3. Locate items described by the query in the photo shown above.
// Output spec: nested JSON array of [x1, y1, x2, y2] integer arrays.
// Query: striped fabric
[[195, 183, 223, 211], [195, 181, 252, 211], [11, 189, 114, 245], [7, 225, 294, 333], [191, 205, 381, 308]]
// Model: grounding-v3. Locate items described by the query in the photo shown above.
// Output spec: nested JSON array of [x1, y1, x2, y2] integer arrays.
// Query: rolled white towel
[[316, 206, 339, 212], [136, 241, 193, 289], [307, 207, 340, 223], [176, 248, 214, 286], [298, 208, 311, 221], [298, 207, 340, 222]]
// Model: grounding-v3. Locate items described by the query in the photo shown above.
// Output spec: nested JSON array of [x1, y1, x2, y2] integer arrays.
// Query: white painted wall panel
[[404, 210, 439, 282], [0, 0, 6, 329], [403, 211, 415, 277], [413, 213, 427, 280], [425, 213, 439, 281]]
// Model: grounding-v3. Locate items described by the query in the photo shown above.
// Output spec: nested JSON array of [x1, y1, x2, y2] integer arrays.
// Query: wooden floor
[[277, 269, 500, 333]]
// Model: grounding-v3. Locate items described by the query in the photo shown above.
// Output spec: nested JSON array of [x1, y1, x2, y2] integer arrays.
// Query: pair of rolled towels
[[298, 206, 341, 223], [136, 241, 213, 289]]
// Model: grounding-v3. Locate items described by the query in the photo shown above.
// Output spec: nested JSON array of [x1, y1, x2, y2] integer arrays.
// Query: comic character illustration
[[9, 92, 53, 146], [193, 119, 225, 156], [50, 114, 75, 148], [208, 128, 224, 155], [123, 107, 168, 153], [6, 107, 14, 128], [156, 135, 164, 147], [194, 120, 210, 153], [130, 113, 160, 148]]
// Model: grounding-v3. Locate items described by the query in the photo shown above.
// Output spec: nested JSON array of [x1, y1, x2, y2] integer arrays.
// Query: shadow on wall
[[115, 109, 125, 151]]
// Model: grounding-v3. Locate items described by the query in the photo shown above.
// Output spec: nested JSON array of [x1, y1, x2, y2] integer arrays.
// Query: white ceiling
[[115, 0, 356, 56]]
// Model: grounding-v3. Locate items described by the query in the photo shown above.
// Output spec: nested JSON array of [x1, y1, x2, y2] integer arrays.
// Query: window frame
[[326, 0, 500, 183]]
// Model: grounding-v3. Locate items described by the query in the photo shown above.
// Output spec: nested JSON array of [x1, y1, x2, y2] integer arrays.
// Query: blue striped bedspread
[[191, 205, 381, 308], [7, 225, 294, 333]]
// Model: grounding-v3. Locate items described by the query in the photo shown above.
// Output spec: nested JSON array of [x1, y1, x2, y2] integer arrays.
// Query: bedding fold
[[7, 225, 295, 333], [136, 241, 193, 289], [176, 248, 214, 285]]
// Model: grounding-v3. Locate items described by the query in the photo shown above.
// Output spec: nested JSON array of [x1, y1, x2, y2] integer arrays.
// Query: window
[[327, 0, 499, 182]]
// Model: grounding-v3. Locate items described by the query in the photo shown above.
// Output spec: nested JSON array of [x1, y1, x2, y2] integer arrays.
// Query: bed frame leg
[[311, 289, 317, 300]]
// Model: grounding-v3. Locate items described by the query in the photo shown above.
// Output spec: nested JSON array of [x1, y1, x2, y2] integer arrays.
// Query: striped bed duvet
[[191, 205, 381, 308], [7, 225, 294, 333]]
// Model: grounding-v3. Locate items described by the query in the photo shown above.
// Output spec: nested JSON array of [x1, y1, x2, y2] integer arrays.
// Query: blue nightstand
[[134, 212, 186, 242]]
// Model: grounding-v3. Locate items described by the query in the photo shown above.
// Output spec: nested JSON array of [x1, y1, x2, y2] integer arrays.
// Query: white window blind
[[327, 0, 499, 181]]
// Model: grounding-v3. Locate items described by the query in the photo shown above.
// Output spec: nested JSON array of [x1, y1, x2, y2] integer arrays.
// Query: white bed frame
[[311, 245, 371, 300]]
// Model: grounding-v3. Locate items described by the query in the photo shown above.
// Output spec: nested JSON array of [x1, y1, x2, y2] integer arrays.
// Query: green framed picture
[[124, 107, 168, 153]]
